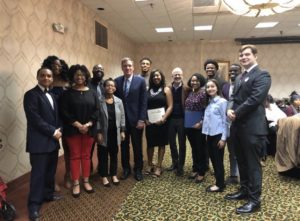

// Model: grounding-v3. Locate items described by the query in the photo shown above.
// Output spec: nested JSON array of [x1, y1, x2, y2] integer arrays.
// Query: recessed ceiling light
[[194, 25, 213, 31], [255, 22, 278, 28], [135, 0, 148, 2], [155, 27, 174, 33], [97, 7, 104, 10]]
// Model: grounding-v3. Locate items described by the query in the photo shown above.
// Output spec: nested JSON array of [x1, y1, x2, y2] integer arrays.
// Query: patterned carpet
[[41, 147, 300, 221]]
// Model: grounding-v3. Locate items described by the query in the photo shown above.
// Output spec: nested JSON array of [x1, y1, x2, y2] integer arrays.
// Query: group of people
[[24, 44, 273, 221]]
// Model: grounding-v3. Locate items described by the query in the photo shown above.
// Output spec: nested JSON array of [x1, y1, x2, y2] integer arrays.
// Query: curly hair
[[148, 69, 166, 89], [204, 59, 219, 71], [68, 64, 90, 85], [187, 73, 206, 88]]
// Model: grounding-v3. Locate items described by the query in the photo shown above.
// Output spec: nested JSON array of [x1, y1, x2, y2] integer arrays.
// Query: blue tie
[[124, 79, 130, 96]]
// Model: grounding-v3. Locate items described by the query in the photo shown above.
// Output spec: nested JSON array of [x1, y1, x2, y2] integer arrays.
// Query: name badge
[[244, 77, 249, 82]]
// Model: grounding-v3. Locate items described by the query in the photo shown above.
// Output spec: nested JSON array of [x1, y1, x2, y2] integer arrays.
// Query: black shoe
[[166, 164, 177, 171], [44, 194, 63, 202], [29, 211, 40, 221], [224, 190, 247, 200], [176, 169, 184, 177], [225, 176, 239, 185], [135, 171, 144, 181], [83, 181, 95, 194], [236, 201, 261, 214], [72, 184, 80, 198], [121, 169, 131, 180]]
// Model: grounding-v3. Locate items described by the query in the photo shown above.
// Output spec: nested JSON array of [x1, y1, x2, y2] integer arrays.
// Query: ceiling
[[80, 0, 300, 43]]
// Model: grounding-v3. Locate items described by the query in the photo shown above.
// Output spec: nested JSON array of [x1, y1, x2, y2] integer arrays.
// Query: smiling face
[[205, 63, 217, 78], [229, 65, 241, 82], [37, 68, 53, 88], [190, 76, 201, 90], [92, 64, 104, 81], [206, 80, 218, 97], [104, 80, 116, 95], [73, 70, 86, 86], [140, 59, 151, 73], [122, 60, 134, 78], [152, 71, 162, 86], [171, 69, 183, 84], [51, 59, 62, 76], [239, 47, 257, 70]]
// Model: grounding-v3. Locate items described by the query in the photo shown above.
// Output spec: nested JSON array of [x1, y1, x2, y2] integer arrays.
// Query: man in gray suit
[[225, 45, 271, 214]]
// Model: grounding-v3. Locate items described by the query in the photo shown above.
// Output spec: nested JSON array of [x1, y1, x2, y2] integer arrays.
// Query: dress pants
[[185, 128, 207, 176], [226, 133, 239, 177], [232, 125, 266, 204], [28, 150, 58, 214], [207, 134, 225, 188], [66, 134, 94, 180], [168, 118, 186, 170], [98, 128, 118, 177], [121, 123, 143, 172]]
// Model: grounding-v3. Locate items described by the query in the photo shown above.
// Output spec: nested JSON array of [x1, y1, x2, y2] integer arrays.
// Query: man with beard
[[89, 64, 105, 174]]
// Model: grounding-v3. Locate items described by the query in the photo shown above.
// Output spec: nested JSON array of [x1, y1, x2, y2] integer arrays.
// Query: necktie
[[238, 71, 247, 87], [124, 79, 130, 96]]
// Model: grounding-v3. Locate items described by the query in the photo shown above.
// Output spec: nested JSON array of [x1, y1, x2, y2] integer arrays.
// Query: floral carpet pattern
[[41, 147, 300, 220]]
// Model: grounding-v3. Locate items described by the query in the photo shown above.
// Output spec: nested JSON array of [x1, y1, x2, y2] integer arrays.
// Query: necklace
[[149, 87, 162, 97]]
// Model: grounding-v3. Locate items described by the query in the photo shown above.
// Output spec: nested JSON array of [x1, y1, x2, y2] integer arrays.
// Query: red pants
[[66, 134, 94, 181]]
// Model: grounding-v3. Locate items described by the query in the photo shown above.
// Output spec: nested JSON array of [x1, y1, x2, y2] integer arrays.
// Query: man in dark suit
[[226, 45, 271, 214], [115, 57, 147, 181], [24, 68, 62, 221]]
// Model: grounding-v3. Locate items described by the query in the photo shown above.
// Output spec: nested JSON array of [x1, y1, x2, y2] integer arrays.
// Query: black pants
[[168, 118, 186, 170], [121, 124, 143, 172], [28, 150, 58, 214], [98, 128, 118, 177], [185, 128, 207, 176], [207, 134, 225, 188], [232, 125, 266, 204]]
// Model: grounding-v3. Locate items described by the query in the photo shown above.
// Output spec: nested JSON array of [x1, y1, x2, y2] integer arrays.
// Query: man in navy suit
[[23, 68, 62, 221], [115, 57, 147, 181], [226, 45, 271, 214]]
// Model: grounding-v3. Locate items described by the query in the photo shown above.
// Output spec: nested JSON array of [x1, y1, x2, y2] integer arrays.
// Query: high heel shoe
[[83, 181, 95, 194], [102, 177, 111, 187], [111, 176, 120, 186], [72, 183, 80, 198]]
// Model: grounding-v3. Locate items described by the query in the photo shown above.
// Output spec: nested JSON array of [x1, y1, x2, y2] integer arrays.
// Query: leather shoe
[[29, 211, 40, 221], [44, 194, 63, 202], [206, 185, 224, 193], [236, 201, 261, 214], [176, 169, 184, 177], [135, 171, 144, 181], [224, 190, 247, 201], [121, 169, 131, 180]]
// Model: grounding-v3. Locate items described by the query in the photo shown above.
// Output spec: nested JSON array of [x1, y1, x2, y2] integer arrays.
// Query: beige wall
[[136, 40, 300, 98], [0, 0, 135, 182], [1, 0, 300, 182]]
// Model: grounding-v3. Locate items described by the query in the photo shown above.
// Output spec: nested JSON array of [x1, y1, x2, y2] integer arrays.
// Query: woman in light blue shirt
[[202, 79, 228, 192]]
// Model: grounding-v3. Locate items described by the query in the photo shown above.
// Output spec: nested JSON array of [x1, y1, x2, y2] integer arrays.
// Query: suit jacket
[[228, 66, 271, 135], [222, 82, 231, 100], [114, 75, 147, 127], [99, 96, 125, 146], [23, 85, 61, 153]]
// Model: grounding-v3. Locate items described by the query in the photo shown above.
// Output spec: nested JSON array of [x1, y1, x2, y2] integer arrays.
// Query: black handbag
[[0, 200, 16, 221]]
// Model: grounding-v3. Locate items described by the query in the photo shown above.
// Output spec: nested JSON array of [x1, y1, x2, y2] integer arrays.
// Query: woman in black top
[[60, 65, 101, 198]]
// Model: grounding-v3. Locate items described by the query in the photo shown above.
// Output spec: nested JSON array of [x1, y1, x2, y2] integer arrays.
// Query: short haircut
[[239, 44, 258, 55], [139, 57, 152, 64], [103, 78, 116, 87], [36, 67, 52, 77], [149, 69, 166, 89], [187, 73, 206, 88], [172, 67, 183, 75], [121, 57, 134, 66], [230, 63, 242, 70], [68, 64, 90, 84], [204, 59, 219, 71]]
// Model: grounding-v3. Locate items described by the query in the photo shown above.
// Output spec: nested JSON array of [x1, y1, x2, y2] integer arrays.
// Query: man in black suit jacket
[[115, 57, 147, 181], [226, 45, 271, 214], [23, 68, 62, 221]]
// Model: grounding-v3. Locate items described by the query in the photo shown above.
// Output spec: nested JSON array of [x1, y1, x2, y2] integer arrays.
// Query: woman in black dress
[[145, 69, 173, 177]]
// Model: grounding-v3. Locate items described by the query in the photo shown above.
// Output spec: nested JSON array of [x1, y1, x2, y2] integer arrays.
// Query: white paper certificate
[[147, 108, 165, 123]]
